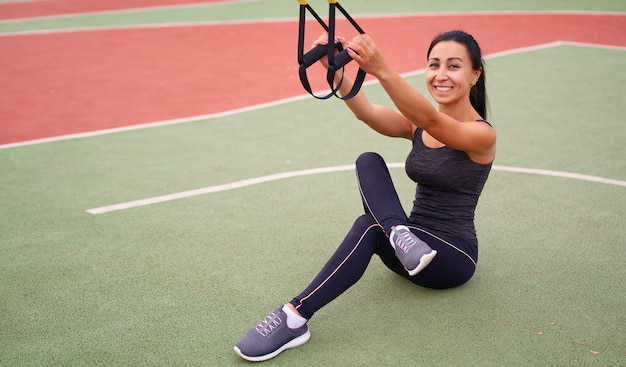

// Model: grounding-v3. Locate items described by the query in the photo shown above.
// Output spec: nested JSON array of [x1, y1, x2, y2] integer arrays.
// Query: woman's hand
[[311, 33, 347, 69], [346, 34, 390, 78]]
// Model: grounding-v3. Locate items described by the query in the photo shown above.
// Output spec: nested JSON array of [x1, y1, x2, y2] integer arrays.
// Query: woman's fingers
[[311, 32, 329, 48], [312, 34, 328, 48], [311, 33, 350, 49], [345, 35, 386, 75]]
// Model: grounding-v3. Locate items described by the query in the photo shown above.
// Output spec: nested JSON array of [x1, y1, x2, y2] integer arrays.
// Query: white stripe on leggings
[[294, 223, 381, 312], [408, 225, 478, 268]]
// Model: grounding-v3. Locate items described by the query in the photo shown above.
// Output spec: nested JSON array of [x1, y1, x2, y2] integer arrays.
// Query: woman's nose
[[436, 69, 448, 80]]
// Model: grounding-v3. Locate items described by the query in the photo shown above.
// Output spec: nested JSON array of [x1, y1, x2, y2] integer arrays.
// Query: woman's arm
[[334, 71, 415, 140], [314, 36, 415, 140], [346, 35, 496, 155]]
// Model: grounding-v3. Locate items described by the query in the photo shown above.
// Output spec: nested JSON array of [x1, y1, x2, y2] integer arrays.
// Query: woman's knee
[[355, 152, 384, 170], [347, 214, 385, 241], [352, 213, 379, 230], [345, 214, 386, 250]]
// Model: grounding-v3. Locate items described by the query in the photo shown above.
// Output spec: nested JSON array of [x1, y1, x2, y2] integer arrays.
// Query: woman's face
[[426, 41, 481, 107]]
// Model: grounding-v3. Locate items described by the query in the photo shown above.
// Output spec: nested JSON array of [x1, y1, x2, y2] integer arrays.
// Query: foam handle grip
[[333, 49, 353, 69], [301, 44, 328, 68]]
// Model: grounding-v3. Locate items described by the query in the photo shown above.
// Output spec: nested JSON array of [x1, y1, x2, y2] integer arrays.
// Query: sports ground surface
[[1, 1, 625, 366]]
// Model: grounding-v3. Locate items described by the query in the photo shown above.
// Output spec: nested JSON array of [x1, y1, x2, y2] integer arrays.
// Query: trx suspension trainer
[[297, 0, 366, 100]]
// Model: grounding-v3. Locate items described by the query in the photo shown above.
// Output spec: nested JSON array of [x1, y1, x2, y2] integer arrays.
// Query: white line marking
[[491, 165, 626, 187], [86, 165, 357, 214], [0, 0, 259, 24], [1, 10, 623, 33], [86, 164, 626, 215], [2, 41, 624, 151], [0, 94, 311, 150]]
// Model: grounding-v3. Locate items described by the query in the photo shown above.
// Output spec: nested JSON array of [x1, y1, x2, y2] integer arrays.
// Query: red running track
[[1, 8, 625, 144], [0, 0, 228, 20]]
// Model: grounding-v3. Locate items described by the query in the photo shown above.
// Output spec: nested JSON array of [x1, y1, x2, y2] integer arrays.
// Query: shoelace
[[396, 231, 415, 254], [255, 312, 283, 337]]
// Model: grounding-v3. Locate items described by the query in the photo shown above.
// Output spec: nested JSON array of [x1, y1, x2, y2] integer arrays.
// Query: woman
[[234, 30, 496, 362]]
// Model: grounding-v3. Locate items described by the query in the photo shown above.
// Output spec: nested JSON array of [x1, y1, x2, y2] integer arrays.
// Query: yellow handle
[[328, 0, 339, 3], [297, 0, 308, 5]]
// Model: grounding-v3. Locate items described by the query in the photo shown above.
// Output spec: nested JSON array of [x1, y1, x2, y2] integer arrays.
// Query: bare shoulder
[[463, 119, 496, 164], [467, 119, 496, 139]]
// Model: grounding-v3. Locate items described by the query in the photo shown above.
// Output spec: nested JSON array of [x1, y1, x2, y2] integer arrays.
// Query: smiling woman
[[427, 31, 486, 120], [0, 1, 625, 366], [233, 29, 498, 362], [340, 30, 496, 162]]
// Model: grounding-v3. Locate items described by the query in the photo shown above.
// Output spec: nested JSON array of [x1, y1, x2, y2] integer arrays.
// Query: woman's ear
[[474, 67, 482, 82]]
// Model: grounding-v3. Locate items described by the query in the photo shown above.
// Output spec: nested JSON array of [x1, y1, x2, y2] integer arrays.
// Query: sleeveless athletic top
[[405, 124, 493, 246]]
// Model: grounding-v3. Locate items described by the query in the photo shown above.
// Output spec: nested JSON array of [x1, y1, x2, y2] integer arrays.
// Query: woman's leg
[[355, 152, 436, 276], [376, 224, 478, 289], [355, 152, 407, 235], [290, 213, 387, 319], [234, 214, 387, 362]]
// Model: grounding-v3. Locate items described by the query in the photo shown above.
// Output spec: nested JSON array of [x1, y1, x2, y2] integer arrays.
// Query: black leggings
[[290, 152, 478, 320]]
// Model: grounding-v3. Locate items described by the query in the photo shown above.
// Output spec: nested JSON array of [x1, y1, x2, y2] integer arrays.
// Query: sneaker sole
[[406, 249, 437, 276], [233, 330, 311, 362]]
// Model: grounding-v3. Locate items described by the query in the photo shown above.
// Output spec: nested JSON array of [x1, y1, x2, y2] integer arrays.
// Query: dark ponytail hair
[[427, 30, 488, 119]]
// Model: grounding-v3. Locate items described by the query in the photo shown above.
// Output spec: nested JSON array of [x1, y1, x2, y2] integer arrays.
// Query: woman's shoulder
[[476, 119, 492, 127]]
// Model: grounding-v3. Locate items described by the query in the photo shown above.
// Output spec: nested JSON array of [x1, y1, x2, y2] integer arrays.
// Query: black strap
[[297, 2, 338, 100], [297, 0, 366, 100]]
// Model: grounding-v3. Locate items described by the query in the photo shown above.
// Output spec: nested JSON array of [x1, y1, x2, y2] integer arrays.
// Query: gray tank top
[[405, 126, 492, 246]]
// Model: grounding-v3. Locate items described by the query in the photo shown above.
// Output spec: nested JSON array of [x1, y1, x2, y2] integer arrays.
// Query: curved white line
[[0, 0, 259, 24], [2, 41, 624, 151], [86, 163, 626, 215], [492, 165, 626, 187], [1, 9, 624, 32], [86, 165, 356, 214]]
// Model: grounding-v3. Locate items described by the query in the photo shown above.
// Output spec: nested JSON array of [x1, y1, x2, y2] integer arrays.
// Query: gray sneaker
[[234, 305, 310, 362], [389, 225, 437, 276]]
